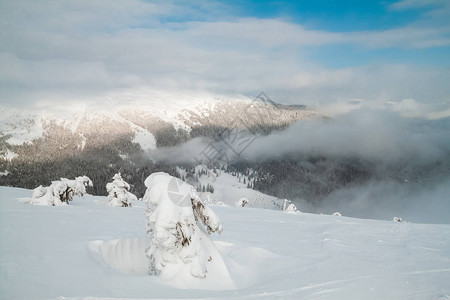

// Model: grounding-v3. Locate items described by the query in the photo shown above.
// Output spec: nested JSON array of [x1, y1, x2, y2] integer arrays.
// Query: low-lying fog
[[149, 108, 450, 224]]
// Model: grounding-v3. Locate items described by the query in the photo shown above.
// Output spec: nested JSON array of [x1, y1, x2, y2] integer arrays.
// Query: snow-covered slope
[[0, 107, 45, 146], [193, 167, 285, 209], [1, 185, 449, 299], [0, 93, 315, 153]]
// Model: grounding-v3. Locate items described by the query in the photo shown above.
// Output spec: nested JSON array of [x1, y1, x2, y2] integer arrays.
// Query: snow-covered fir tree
[[283, 199, 300, 214], [106, 173, 137, 207], [31, 176, 93, 206], [237, 198, 249, 207], [143, 172, 223, 279]]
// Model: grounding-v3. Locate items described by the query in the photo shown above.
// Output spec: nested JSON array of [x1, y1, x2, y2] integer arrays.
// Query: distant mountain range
[[0, 95, 317, 196], [1, 95, 449, 215], [1, 96, 316, 159]]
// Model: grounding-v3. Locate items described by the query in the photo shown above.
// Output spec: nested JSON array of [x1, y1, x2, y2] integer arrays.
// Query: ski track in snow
[[1, 185, 450, 300]]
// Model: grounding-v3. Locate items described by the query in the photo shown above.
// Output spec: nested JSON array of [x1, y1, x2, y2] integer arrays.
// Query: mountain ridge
[[0, 96, 316, 196], [1, 96, 316, 154]]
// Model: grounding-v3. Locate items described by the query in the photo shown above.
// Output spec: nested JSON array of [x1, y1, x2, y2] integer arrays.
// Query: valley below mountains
[[1, 95, 449, 224], [0, 96, 316, 196]]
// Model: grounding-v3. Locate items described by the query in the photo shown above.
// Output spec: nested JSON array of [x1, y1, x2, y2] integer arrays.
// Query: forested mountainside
[[0, 98, 316, 197], [4, 97, 446, 208], [226, 155, 450, 206]]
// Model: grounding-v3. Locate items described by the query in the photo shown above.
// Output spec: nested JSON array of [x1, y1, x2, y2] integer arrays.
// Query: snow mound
[[89, 236, 237, 290], [89, 238, 150, 275], [89, 236, 279, 291]]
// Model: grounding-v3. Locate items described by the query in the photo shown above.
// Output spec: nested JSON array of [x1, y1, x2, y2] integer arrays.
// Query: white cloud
[[347, 26, 450, 49], [0, 0, 449, 112], [389, 0, 447, 11], [245, 108, 450, 165], [183, 18, 344, 47]]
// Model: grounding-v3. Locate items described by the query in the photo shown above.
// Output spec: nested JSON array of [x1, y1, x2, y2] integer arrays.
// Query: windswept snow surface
[[1, 186, 450, 299]]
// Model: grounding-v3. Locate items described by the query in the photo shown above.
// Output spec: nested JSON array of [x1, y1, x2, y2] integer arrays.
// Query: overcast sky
[[0, 0, 449, 116]]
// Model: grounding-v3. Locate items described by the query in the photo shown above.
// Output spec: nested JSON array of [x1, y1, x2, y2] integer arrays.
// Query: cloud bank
[[318, 178, 450, 224], [146, 107, 450, 224], [245, 108, 450, 165], [147, 105, 450, 168], [0, 0, 449, 117]]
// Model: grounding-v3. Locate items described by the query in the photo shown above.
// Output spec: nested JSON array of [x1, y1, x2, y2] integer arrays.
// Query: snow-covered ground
[[195, 168, 284, 209], [1, 185, 450, 300]]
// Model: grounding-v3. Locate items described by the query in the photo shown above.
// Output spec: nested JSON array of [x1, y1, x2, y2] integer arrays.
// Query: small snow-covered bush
[[31, 176, 93, 206], [283, 199, 299, 213], [285, 203, 299, 213], [32, 185, 47, 199], [143, 172, 223, 279], [106, 173, 137, 207], [237, 198, 248, 207]]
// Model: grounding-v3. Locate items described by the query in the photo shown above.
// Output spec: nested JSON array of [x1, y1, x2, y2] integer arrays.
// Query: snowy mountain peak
[[1, 94, 316, 154]]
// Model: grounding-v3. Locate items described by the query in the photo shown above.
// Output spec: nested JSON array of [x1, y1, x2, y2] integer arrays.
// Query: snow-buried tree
[[31, 176, 93, 206], [106, 173, 137, 207], [143, 172, 224, 279]]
